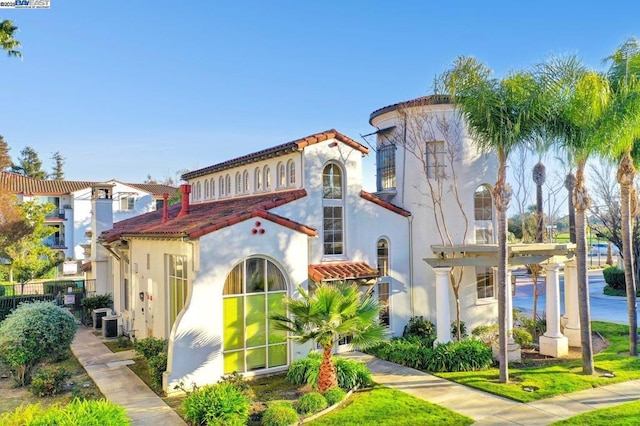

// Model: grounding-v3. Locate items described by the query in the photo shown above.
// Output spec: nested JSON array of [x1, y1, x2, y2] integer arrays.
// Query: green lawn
[[306, 386, 473, 426], [436, 322, 640, 402], [551, 399, 640, 425]]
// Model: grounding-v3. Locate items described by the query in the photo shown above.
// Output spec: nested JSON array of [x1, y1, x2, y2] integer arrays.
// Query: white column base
[[563, 326, 581, 347], [492, 342, 521, 363], [539, 335, 569, 358]]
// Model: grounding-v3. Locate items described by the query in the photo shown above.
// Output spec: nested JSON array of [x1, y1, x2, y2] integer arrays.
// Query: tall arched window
[[223, 257, 288, 374], [474, 185, 494, 244], [322, 163, 344, 255], [376, 238, 390, 326], [225, 175, 231, 195], [196, 181, 202, 200], [264, 166, 271, 189], [219, 176, 225, 197], [277, 162, 286, 188], [243, 170, 250, 193], [235, 172, 242, 194], [210, 178, 215, 198], [377, 238, 389, 275], [204, 179, 210, 199], [255, 167, 262, 191], [288, 160, 296, 186]]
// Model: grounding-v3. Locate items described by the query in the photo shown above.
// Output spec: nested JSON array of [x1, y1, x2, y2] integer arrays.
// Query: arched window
[[243, 170, 250, 193], [196, 181, 202, 200], [277, 162, 286, 187], [288, 160, 296, 186], [219, 176, 225, 196], [264, 166, 271, 189], [255, 167, 262, 191], [223, 257, 288, 373], [235, 172, 242, 194], [376, 238, 390, 326], [474, 185, 494, 244], [377, 239, 389, 275], [322, 163, 344, 255], [211, 178, 215, 198], [204, 179, 210, 199], [225, 175, 231, 195]]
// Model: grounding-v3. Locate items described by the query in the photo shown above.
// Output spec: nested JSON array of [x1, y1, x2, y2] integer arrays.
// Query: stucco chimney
[[177, 184, 191, 218], [162, 193, 169, 223]]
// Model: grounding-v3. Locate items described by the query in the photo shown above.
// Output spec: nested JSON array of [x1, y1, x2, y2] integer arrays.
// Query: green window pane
[[268, 344, 287, 368], [247, 258, 265, 292], [224, 351, 244, 375], [246, 347, 266, 371], [268, 293, 287, 344], [223, 297, 244, 350], [246, 294, 266, 347]]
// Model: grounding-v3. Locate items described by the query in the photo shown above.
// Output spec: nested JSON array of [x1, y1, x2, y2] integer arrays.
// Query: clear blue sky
[[1, 1, 639, 191]]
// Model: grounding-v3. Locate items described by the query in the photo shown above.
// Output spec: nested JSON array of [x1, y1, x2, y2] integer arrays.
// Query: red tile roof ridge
[[359, 190, 411, 217], [369, 94, 452, 124]]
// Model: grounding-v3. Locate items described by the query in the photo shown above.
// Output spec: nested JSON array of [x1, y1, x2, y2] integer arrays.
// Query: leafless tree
[[509, 145, 533, 242]]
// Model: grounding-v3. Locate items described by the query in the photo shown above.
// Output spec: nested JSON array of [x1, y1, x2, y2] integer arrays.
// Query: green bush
[[402, 316, 436, 346], [512, 328, 533, 347], [295, 392, 327, 416], [287, 353, 371, 390], [0, 284, 6, 297], [0, 301, 77, 386], [81, 293, 113, 312], [182, 382, 250, 426], [521, 314, 546, 337], [0, 399, 129, 426], [148, 352, 167, 389], [29, 365, 71, 397], [133, 336, 167, 360], [261, 403, 299, 426], [323, 387, 346, 405], [220, 371, 255, 399], [366, 338, 432, 370], [471, 324, 498, 345], [603, 266, 626, 291], [450, 320, 467, 341]]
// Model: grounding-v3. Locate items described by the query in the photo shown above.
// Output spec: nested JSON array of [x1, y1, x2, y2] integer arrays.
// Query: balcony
[[44, 237, 66, 249], [45, 209, 67, 220]]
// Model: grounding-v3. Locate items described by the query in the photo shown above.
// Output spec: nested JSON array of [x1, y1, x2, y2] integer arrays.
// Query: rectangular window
[[476, 266, 494, 299], [376, 144, 396, 191], [475, 228, 493, 244], [120, 196, 135, 211], [124, 278, 130, 311], [167, 255, 188, 329], [155, 199, 164, 210], [323, 206, 343, 255], [425, 141, 446, 179], [378, 281, 390, 327]]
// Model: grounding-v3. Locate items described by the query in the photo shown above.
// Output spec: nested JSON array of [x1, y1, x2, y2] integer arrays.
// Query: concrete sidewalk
[[71, 326, 185, 426], [345, 352, 640, 425]]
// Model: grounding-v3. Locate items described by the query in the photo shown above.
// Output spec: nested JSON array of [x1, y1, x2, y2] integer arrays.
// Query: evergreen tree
[[12, 146, 47, 179], [50, 151, 65, 180], [0, 134, 10, 171]]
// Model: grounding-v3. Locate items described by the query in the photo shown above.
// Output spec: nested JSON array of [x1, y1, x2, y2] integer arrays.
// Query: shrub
[[287, 353, 371, 390], [182, 382, 250, 426], [148, 352, 167, 389], [29, 365, 71, 397], [366, 337, 432, 370], [603, 266, 625, 291], [295, 392, 327, 416], [261, 403, 299, 426], [0, 301, 77, 386], [81, 293, 113, 312], [471, 324, 498, 345], [133, 336, 167, 360], [287, 352, 321, 387], [323, 387, 346, 405], [0, 284, 6, 297], [0, 399, 129, 426], [220, 371, 254, 398], [116, 336, 132, 348], [403, 316, 436, 346], [521, 314, 547, 337], [512, 328, 533, 347], [450, 320, 467, 341]]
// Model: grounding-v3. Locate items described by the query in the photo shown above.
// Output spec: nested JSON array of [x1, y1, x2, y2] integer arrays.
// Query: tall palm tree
[[0, 20, 21, 59], [271, 282, 386, 393], [603, 37, 640, 356], [442, 57, 544, 383], [537, 56, 610, 374]]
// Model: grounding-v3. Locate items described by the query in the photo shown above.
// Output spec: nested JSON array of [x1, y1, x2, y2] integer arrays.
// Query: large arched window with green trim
[[222, 257, 288, 374]]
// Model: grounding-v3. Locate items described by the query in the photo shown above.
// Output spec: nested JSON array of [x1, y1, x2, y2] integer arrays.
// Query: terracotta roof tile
[[0, 171, 93, 194], [100, 189, 314, 242], [369, 95, 451, 124], [125, 183, 178, 196], [360, 191, 411, 217], [182, 130, 368, 180], [308, 262, 380, 283]]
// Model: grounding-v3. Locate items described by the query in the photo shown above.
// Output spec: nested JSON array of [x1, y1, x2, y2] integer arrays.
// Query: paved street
[[513, 266, 636, 325]]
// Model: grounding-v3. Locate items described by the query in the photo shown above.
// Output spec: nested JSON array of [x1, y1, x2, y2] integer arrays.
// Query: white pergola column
[[540, 263, 569, 357], [563, 259, 581, 347], [434, 267, 451, 343], [506, 268, 514, 344]]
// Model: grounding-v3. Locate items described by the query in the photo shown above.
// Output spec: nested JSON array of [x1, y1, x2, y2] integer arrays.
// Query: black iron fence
[[0, 279, 96, 323]]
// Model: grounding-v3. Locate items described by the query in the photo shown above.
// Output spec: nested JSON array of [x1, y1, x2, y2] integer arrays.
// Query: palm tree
[[0, 20, 21, 59], [603, 37, 640, 356], [537, 56, 610, 374], [442, 57, 545, 383], [271, 282, 386, 393]]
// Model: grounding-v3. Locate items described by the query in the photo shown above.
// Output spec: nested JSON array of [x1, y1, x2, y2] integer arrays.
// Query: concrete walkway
[[345, 352, 640, 425], [71, 326, 185, 426]]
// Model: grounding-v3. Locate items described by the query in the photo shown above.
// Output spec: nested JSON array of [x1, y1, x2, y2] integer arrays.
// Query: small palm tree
[[271, 282, 387, 393]]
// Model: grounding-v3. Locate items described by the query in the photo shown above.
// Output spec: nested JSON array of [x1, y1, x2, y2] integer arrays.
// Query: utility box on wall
[[103, 314, 119, 338]]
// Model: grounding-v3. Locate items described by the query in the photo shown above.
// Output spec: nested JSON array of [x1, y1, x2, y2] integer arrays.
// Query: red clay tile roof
[[308, 262, 380, 283], [100, 189, 315, 243], [360, 191, 411, 217], [0, 171, 93, 195], [181, 130, 369, 180], [125, 183, 178, 197], [369, 95, 451, 124]]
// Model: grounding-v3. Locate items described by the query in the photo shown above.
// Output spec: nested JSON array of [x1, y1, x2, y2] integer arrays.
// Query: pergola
[[425, 243, 579, 359]]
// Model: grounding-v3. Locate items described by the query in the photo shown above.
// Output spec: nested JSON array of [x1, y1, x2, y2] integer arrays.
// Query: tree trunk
[[565, 173, 576, 244], [574, 166, 594, 374], [318, 345, 338, 393], [617, 152, 638, 356], [493, 160, 512, 383], [533, 162, 546, 243]]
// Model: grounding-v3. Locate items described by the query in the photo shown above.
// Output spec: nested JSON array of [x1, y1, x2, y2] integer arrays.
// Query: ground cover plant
[[306, 385, 473, 426], [436, 321, 640, 402], [0, 398, 129, 426], [550, 399, 640, 425]]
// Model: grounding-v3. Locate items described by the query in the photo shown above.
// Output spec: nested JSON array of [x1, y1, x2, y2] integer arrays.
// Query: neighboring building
[[0, 172, 176, 264]]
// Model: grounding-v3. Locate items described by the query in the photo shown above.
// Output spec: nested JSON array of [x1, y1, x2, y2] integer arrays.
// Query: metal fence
[[0, 279, 96, 323]]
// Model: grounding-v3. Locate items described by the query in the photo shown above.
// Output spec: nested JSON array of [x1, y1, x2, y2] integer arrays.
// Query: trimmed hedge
[[603, 266, 625, 291]]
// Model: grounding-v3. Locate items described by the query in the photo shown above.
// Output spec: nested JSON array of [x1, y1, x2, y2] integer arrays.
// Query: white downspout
[[408, 215, 414, 317]]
